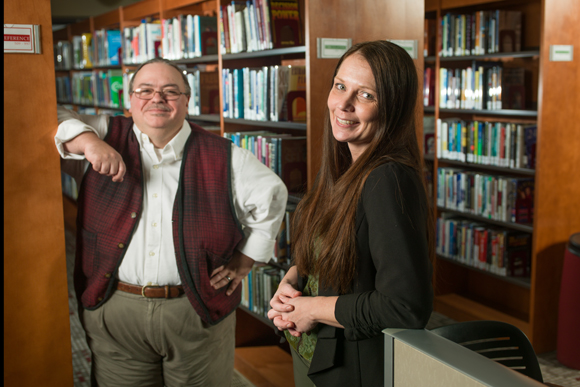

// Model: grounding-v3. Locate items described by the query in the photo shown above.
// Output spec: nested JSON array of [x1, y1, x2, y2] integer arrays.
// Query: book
[[269, 0, 303, 48], [199, 71, 220, 115], [502, 67, 526, 110], [506, 178, 534, 224], [523, 125, 537, 169], [81, 33, 93, 68], [277, 136, 307, 194], [503, 231, 531, 277], [282, 65, 306, 121], [497, 10, 522, 52], [105, 30, 122, 65], [108, 70, 123, 108], [424, 18, 437, 56]]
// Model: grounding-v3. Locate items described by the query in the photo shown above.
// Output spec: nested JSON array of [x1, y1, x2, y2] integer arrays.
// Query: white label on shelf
[[317, 38, 352, 59], [387, 39, 418, 59], [4, 24, 41, 54], [549, 45, 573, 61]]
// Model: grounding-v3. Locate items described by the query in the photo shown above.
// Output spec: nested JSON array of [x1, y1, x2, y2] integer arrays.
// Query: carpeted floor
[[65, 229, 579, 387]]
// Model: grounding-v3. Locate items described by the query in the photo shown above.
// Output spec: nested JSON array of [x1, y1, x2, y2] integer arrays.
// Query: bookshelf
[[423, 0, 580, 353], [52, 0, 425, 364]]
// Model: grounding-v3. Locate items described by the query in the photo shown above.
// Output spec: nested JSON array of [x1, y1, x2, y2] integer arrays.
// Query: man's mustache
[[145, 105, 171, 112]]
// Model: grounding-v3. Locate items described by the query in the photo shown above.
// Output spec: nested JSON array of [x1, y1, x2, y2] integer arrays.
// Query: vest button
[[104, 273, 111, 278], [131, 212, 137, 218], [118, 243, 125, 248], [97, 297, 103, 302]]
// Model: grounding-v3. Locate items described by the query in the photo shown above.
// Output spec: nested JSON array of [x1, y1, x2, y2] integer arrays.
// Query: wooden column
[[305, 0, 425, 187], [531, 0, 580, 353], [4, 0, 74, 385]]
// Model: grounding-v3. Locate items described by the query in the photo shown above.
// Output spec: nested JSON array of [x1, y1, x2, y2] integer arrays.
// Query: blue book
[[233, 68, 244, 118], [106, 30, 122, 65]]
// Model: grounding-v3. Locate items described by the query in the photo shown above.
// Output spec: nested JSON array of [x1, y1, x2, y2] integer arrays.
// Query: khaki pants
[[82, 290, 235, 387]]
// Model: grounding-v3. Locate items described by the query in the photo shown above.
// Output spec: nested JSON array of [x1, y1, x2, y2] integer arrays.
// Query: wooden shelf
[[434, 293, 530, 335], [436, 206, 533, 233], [438, 108, 538, 117], [436, 158, 536, 176], [436, 254, 531, 289], [222, 46, 306, 61], [171, 54, 220, 64], [238, 305, 275, 329], [223, 118, 307, 131], [188, 114, 220, 123], [438, 50, 540, 62]]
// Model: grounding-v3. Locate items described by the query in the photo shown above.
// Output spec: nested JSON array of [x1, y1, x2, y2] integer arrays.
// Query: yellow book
[[81, 33, 93, 69]]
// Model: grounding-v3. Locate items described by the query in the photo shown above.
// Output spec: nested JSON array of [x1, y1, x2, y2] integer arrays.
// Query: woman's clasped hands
[[268, 274, 319, 337]]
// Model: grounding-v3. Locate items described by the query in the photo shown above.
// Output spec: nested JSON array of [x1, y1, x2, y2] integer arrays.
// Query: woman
[[267, 40, 434, 386]]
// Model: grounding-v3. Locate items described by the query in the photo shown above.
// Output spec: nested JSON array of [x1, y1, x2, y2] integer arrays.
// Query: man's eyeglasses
[[131, 88, 186, 101]]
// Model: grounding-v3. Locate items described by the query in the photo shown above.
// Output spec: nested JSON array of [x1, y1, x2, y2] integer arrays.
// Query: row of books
[[425, 10, 523, 57], [240, 264, 286, 317], [437, 213, 531, 278], [426, 65, 528, 111], [435, 119, 536, 169], [55, 31, 122, 69], [439, 65, 503, 110], [69, 70, 124, 108], [437, 167, 534, 224], [224, 131, 307, 194], [123, 15, 218, 65], [219, 0, 303, 54], [222, 64, 306, 122]]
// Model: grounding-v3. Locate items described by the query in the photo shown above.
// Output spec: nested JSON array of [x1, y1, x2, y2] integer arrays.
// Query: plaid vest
[[74, 116, 244, 324]]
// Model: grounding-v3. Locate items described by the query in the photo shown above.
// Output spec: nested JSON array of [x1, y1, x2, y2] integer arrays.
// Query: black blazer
[[303, 162, 434, 387]]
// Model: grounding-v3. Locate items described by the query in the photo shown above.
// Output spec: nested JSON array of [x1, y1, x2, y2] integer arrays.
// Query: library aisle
[[64, 229, 579, 387]]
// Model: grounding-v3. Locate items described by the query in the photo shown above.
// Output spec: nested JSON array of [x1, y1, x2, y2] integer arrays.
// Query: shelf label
[[387, 39, 418, 59], [549, 45, 573, 62], [317, 38, 352, 59], [4, 24, 41, 54]]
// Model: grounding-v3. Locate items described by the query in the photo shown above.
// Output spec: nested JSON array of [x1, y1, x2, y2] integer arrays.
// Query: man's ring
[[225, 275, 232, 282]]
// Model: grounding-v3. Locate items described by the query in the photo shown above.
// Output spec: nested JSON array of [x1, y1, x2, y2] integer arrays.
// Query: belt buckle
[[141, 285, 154, 298]]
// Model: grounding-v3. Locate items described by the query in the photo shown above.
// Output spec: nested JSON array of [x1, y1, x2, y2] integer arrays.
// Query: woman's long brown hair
[[292, 40, 433, 294]]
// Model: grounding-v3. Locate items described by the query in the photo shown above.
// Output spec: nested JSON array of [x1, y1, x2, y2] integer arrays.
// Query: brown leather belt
[[117, 282, 185, 298]]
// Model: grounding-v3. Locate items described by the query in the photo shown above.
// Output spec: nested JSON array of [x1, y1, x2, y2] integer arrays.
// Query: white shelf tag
[[387, 39, 418, 59], [4, 24, 41, 54], [550, 45, 573, 61], [317, 38, 352, 59]]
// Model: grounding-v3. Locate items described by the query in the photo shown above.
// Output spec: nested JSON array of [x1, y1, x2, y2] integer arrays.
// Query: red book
[[269, 0, 303, 48]]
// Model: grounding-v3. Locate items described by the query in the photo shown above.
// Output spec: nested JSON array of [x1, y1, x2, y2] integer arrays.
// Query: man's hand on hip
[[210, 251, 255, 296]]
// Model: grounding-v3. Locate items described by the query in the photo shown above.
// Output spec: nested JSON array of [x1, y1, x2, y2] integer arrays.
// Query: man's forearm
[[62, 131, 101, 155]]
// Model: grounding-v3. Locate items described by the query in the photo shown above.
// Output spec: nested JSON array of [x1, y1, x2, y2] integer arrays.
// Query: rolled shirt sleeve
[[54, 106, 110, 160], [54, 106, 111, 187], [231, 145, 288, 263]]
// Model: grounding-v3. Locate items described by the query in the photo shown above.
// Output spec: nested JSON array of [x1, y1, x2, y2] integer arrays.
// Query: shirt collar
[[132, 120, 191, 161]]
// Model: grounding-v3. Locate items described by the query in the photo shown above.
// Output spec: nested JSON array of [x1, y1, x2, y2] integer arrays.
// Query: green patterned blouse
[[284, 273, 320, 364]]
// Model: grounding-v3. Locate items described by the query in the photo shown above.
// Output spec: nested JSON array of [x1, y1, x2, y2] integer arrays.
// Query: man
[[55, 58, 288, 386]]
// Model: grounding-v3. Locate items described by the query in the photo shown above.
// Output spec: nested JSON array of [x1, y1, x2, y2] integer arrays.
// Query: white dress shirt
[[55, 107, 288, 286]]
